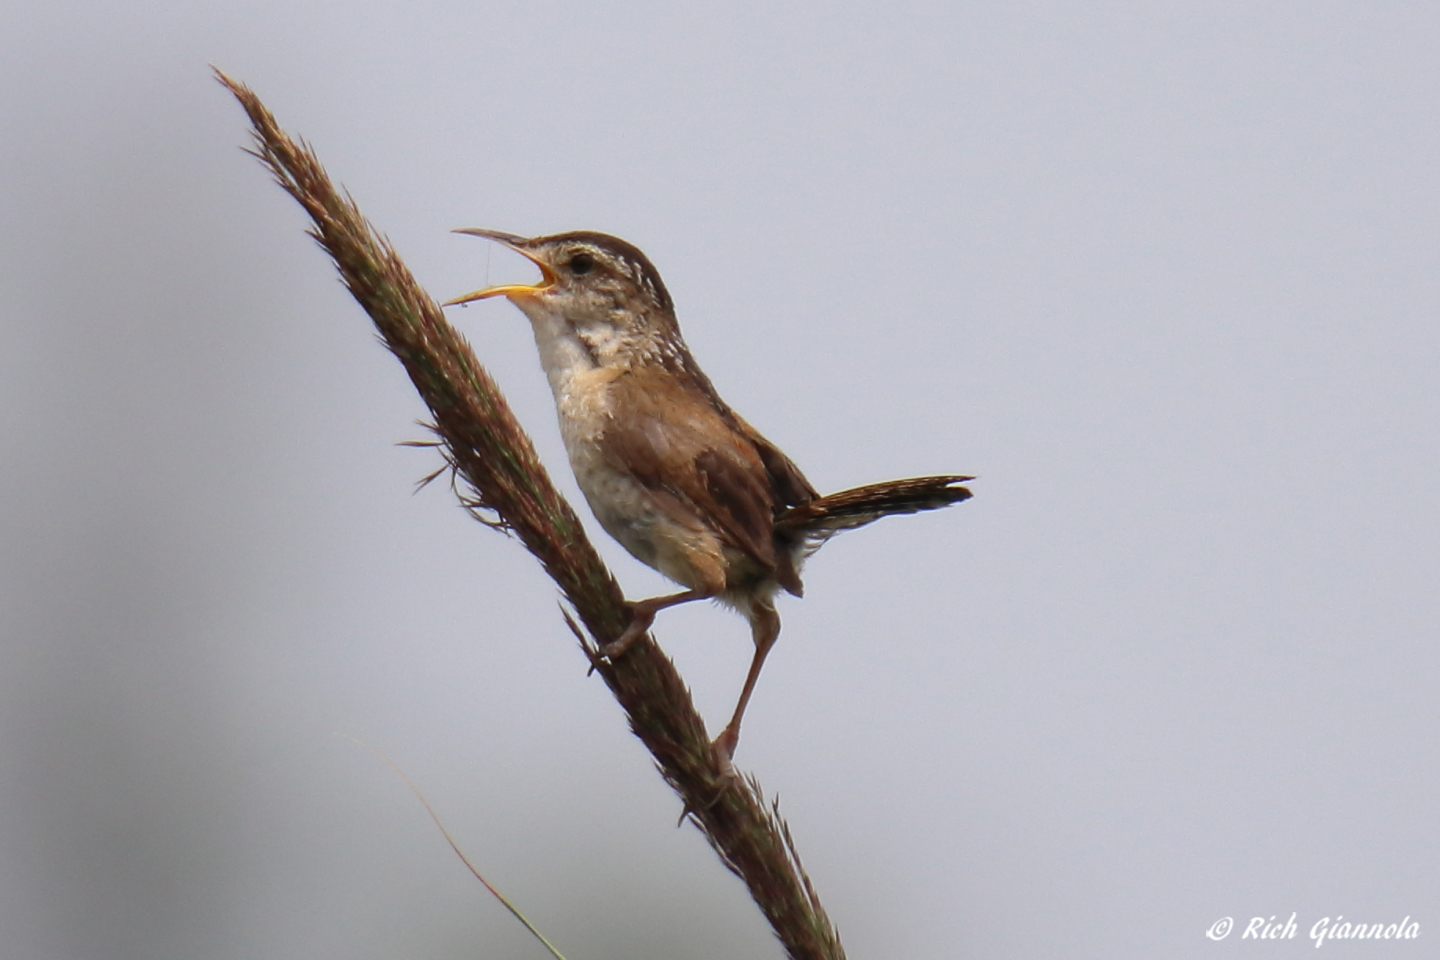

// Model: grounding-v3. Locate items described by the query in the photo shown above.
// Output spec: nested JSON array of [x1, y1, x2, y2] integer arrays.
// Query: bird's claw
[[591, 602, 657, 670]]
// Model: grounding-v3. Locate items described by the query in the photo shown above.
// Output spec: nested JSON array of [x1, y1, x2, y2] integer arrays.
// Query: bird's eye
[[568, 253, 595, 275]]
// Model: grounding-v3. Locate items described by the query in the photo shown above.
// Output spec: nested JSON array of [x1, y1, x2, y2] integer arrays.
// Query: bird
[[444, 229, 971, 761]]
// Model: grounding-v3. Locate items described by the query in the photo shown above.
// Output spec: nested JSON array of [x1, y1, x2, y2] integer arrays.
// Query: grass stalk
[[217, 70, 847, 960]]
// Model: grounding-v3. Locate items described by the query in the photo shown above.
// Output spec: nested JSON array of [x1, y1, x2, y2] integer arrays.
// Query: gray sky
[[2, 2, 1437, 958]]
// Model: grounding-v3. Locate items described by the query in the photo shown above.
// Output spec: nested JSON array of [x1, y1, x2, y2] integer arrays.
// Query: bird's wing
[[728, 412, 818, 507], [675, 360, 818, 508], [603, 382, 783, 582]]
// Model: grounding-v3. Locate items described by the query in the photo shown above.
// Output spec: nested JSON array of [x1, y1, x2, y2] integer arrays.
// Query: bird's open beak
[[443, 228, 557, 306]]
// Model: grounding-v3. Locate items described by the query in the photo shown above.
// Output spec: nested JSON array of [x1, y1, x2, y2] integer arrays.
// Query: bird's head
[[445, 229, 683, 365]]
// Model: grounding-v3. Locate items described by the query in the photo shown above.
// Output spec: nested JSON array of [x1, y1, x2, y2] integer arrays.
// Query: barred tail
[[776, 475, 973, 553]]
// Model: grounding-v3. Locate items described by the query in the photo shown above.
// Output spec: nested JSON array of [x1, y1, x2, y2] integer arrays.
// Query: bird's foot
[[672, 734, 741, 827], [589, 603, 658, 674], [711, 724, 741, 778]]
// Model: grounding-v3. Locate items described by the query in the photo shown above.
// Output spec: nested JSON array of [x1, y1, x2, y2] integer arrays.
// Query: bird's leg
[[599, 588, 712, 661], [712, 602, 781, 763]]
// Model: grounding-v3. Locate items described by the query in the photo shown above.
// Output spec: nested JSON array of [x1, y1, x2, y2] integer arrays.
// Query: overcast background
[[2, 2, 1437, 958]]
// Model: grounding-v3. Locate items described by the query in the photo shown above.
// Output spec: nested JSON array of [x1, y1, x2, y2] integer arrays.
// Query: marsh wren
[[445, 229, 971, 760]]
